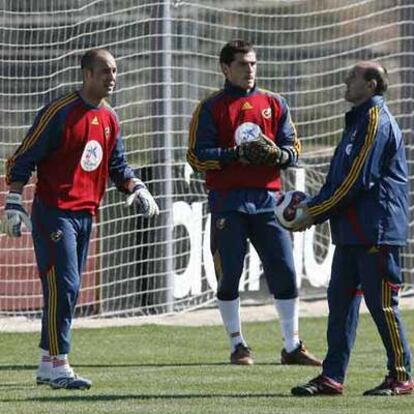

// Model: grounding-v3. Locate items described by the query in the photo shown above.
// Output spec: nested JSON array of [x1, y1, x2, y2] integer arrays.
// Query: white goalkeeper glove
[[125, 179, 160, 218], [1, 192, 32, 237]]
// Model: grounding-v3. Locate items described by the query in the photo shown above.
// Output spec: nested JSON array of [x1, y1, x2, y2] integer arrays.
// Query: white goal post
[[0, 0, 413, 321]]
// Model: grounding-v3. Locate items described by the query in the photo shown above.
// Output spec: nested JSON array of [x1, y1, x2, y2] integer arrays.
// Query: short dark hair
[[80, 48, 111, 71], [363, 65, 389, 95], [219, 40, 254, 65]]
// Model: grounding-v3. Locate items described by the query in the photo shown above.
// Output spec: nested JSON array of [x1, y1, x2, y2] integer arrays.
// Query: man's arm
[[108, 136, 159, 217], [301, 106, 389, 227], [2, 105, 63, 237], [186, 101, 238, 172], [108, 136, 135, 193], [274, 95, 301, 168], [6, 105, 62, 186]]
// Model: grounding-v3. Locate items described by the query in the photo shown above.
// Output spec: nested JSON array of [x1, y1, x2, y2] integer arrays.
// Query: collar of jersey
[[347, 95, 384, 118], [76, 90, 104, 110], [224, 80, 258, 97]]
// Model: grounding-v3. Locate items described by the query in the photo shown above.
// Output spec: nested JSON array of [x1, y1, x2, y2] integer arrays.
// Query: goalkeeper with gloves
[[2, 49, 159, 390], [187, 40, 320, 367]]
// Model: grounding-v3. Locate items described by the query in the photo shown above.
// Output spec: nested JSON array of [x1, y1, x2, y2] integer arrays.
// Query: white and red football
[[275, 191, 309, 229]]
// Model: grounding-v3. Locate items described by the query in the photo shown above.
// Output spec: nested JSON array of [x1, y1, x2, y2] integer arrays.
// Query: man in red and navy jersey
[[187, 40, 321, 367], [291, 62, 412, 396], [2, 49, 159, 390]]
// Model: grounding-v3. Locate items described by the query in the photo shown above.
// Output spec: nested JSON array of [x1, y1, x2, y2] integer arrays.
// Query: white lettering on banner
[[303, 226, 333, 287], [172, 201, 202, 299], [293, 227, 333, 288], [289, 167, 333, 287], [202, 213, 216, 291], [292, 231, 304, 288], [242, 246, 261, 291]]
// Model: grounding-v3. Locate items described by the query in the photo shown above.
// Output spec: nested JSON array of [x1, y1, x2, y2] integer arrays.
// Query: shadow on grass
[[0, 383, 33, 389], [0, 362, 314, 370], [0, 365, 36, 371], [0, 362, 230, 370], [2, 392, 289, 403], [72, 362, 288, 368], [0, 361, 288, 371]]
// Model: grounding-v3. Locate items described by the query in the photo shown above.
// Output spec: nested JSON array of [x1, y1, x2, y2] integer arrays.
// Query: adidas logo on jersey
[[241, 102, 253, 110], [91, 116, 99, 125], [368, 245, 379, 254]]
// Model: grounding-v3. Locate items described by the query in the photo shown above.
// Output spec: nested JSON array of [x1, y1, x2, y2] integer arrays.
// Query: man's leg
[[211, 212, 252, 365], [249, 213, 320, 365], [32, 200, 92, 389], [291, 246, 361, 396], [322, 246, 361, 382], [359, 245, 412, 396]]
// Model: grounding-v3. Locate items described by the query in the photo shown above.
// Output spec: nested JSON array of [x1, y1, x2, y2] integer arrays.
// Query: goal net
[[1, 0, 413, 321]]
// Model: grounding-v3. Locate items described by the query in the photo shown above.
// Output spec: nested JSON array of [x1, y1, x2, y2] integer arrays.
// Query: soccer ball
[[275, 191, 309, 229]]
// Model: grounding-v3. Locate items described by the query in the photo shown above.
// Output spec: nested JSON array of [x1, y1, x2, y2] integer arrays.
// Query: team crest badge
[[51, 230, 63, 242], [216, 218, 226, 230], [234, 122, 262, 145], [262, 107, 272, 119]]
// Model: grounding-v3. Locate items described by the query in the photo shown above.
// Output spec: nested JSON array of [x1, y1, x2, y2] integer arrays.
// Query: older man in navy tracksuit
[[291, 61, 412, 396]]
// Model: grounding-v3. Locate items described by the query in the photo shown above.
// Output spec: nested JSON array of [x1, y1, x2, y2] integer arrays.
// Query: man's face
[[221, 51, 257, 90], [344, 65, 374, 105], [84, 52, 117, 100]]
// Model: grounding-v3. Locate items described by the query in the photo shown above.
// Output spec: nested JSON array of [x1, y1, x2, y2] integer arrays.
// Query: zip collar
[[224, 80, 258, 97]]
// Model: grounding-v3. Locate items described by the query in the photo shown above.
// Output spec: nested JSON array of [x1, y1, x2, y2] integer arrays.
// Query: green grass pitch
[[0, 310, 413, 414]]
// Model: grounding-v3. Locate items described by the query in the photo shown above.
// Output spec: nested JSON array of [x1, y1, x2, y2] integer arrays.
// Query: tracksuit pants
[[322, 244, 412, 383], [31, 197, 92, 356]]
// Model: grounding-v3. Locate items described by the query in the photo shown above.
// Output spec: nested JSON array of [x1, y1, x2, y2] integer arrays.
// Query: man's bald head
[[356, 61, 389, 95], [80, 49, 115, 72], [344, 61, 389, 105]]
